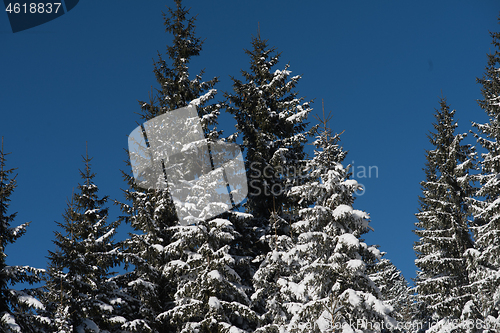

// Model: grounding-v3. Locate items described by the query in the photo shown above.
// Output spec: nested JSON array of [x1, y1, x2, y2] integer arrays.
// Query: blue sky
[[1, 1, 499, 287]]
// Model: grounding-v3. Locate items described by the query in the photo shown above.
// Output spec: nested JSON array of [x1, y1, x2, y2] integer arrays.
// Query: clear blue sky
[[1, 1, 499, 287]]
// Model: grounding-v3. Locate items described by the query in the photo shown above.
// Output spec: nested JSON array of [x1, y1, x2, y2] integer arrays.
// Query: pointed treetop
[[163, 0, 202, 66]]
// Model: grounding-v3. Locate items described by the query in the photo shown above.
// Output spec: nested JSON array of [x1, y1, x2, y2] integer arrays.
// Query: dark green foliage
[[369, 258, 413, 325], [139, 0, 219, 137], [468, 22, 500, 322], [42, 150, 123, 332], [252, 117, 398, 332], [413, 98, 476, 320], [0, 138, 45, 333], [117, 1, 257, 332], [224, 39, 313, 318], [225, 36, 311, 222]]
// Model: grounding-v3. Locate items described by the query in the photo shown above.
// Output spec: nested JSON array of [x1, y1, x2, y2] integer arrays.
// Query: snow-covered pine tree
[[224, 36, 313, 327], [119, 1, 258, 331], [369, 257, 413, 325], [42, 150, 124, 332], [157, 214, 259, 332], [0, 138, 46, 333], [252, 112, 397, 332], [139, 0, 219, 138], [413, 98, 476, 328], [468, 22, 500, 326], [225, 34, 311, 223]]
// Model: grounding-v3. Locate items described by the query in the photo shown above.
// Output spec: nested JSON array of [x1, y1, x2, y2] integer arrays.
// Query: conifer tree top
[[0, 138, 45, 332], [139, 0, 218, 122], [0, 137, 21, 250]]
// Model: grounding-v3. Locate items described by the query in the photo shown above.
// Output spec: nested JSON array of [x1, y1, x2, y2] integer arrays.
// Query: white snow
[[189, 89, 217, 106], [109, 316, 127, 324], [95, 229, 114, 244], [84, 209, 99, 215], [9, 223, 28, 238], [278, 278, 306, 301], [207, 270, 222, 281], [367, 293, 392, 315], [97, 301, 113, 312], [151, 244, 164, 253], [232, 211, 253, 220], [341, 323, 355, 333], [210, 218, 232, 228], [12, 290, 44, 310], [346, 259, 365, 273], [368, 246, 382, 260], [286, 110, 308, 123], [341, 288, 362, 307], [77, 319, 99, 333], [208, 296, 222, 310], [315, 310, 332, 332], [128, 278, 155, 290], [343, 179, 359, 187], [1, 312, 21, 332], [166, 260, 188, 269], [352, 209, 369, 222], [332, 204, 353, 218], [335, 233, 359, 250], [229, 326, 247, 333], [124, 319, 152, 331], [462, 300, 474, 315], [464, 248, 480, 258]]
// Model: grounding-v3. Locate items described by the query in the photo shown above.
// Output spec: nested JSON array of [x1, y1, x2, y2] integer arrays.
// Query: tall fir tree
[[252, 112, 397, 332], [225, 34, 311, 222], [139, 0, 219, 136], [224, 36, 313, 325], [118, 1, 258, 331], [468, 21, 500, 325], [0, 138, 46, 333], [369, 257, 413, 326], [413, 98, 476, 326], [158, 215, 259, 332], [42, 149, 124, 332]]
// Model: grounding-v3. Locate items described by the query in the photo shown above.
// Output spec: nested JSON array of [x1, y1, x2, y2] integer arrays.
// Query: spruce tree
[[158, 215, 259, 332], [224, 36, 313, 327], [42, 150, 124, 332], [139, 0, 219, 136], [369, 258, 413, 325], [119, 1, 258, 331], [413, 98, 476, 325], [468, 22, 500, 325], [0, 138, 46, 333], [225, 34, 311, 222], [252, 114, 397, 332]]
